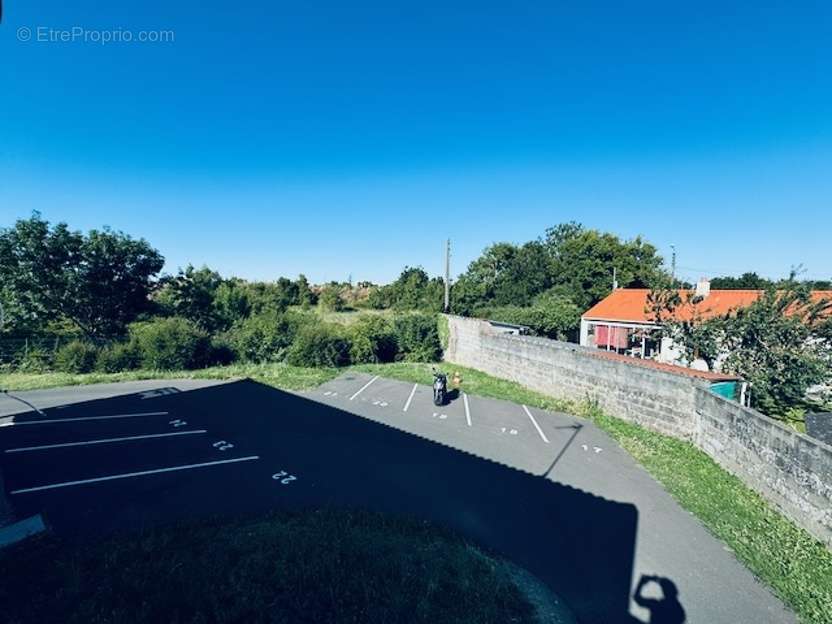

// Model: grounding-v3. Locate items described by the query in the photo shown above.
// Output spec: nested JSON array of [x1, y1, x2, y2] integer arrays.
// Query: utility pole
[[670, 245, 677, 285], [444, 239, 451, 313], [612, 266, 618, 290]]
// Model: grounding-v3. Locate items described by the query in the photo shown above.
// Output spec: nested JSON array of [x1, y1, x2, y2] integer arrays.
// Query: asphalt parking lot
[[0, 375, 795, 624]]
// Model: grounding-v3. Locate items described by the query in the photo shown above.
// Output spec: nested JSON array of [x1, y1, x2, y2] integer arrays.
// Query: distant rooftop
[[583, 288, 832, 324]]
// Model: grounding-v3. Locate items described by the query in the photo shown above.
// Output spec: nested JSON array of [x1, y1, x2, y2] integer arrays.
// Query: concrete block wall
[[444, 315, 832, 547], [446, 315, 699, 439], [695, 389, 832, 546]]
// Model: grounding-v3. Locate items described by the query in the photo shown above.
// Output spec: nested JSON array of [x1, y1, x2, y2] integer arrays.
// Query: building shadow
[[1, 379, 686, 624]]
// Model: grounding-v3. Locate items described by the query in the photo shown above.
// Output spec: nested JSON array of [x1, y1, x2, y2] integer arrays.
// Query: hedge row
[[51, 313, 442, 373]]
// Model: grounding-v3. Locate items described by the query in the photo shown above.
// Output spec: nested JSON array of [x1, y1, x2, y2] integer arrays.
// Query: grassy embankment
[[3, 359, 831, 622], [0, 509, 537, 624]]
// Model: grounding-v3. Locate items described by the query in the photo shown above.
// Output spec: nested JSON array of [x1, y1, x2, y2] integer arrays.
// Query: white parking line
[[522, 405, 550, 443], [10, 455, 260, 495], [349, 375, 378, 401], [403, 383, 418, 412], [4, 430, 208, 454], [463, 393, 472, 427], [0, 411, 169, 427]]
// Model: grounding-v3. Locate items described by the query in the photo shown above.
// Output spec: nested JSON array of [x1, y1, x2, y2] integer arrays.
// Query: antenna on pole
[[444, 239, 451, 313], [670, 245, 677, 285]]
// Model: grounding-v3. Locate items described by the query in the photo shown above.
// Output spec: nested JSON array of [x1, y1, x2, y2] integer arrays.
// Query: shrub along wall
[[31, 313, 444, 374], [443, 314, 832, 548]]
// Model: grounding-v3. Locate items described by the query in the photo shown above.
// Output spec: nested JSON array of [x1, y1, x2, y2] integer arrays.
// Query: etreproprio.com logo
[[16, 25, 175, 44], [2, 3, 175, 45]]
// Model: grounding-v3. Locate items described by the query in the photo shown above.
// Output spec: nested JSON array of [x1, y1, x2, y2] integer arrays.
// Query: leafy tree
[[0, 285, 40, 334], [544, 223, 665, 310], [710, 272, 773, 290], [390, 267, 444, 311], [286, 323, 351, 367], [275, 277, 299, 307], [719, 284, 831, 416], [653, 276, 832, 417], [366, 286, 392, 310], [0, 214, 164, 340], [475, 289, 581, 340], [213, 280, 252, 331], [54, 340, 99, 374], [393, 314, 442, 362], [129, 317, 212, 370], [459, 242, 551, 308], [319, 285, 346, 312], [808, 279, 832, 290], [245, 282, 293, 316], [154, 265, 224, 331], [350, 316, 398, 363], [451, 222, 665, 316], [392, 267, 429, 309], [295, 274, 316, 309], [226, 311, 295, 362], [365, 267, 443, 312], [529, 289, 583, 338], [96, 341, 141, 373], [449, 273, 489, 316]]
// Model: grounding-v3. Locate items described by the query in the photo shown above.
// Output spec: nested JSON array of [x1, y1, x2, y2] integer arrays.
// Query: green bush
[[54, 340, 99, 374], [15, 347, 52, 374], [475, 292, 581, 340], [208, 335, 237, 367], [286, 323, 351, 367], [318, 286, 346, 312], [366, 286, 391, 310], [226, 312, 295, 363], [437, 315, 449, 350], [96, 341, 141, 373], [350, 316, 398, 364], [129, 317, 211, 370], [393, 314, 442, 362]]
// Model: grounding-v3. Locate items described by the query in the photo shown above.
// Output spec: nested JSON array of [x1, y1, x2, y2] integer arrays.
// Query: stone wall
[[444, 314, 832, 547], [695, 390, 832, 547]]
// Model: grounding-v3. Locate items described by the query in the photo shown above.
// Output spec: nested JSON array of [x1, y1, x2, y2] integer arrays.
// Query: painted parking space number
[[169, 419, 187, 427], [272, 470, 297, 485], [213, 440, 234, 451]]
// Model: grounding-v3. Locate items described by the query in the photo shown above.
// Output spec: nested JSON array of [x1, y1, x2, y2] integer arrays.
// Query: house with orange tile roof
[[580, 278, 832, 367]]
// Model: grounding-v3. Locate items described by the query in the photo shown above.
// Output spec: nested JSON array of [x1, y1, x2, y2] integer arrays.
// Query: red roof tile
[[582, 289, 832, 324], [586, 348, 741, 382]]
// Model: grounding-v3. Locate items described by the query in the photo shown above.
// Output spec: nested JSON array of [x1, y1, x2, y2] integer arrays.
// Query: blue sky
[[2, 1, 831, 285]]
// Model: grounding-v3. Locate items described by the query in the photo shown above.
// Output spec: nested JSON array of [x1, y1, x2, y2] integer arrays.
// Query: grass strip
[[0, 509, 535, 624]]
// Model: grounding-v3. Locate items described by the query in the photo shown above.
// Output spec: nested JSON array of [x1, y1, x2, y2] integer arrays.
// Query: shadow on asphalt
[[1, 379, 686, 624]]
